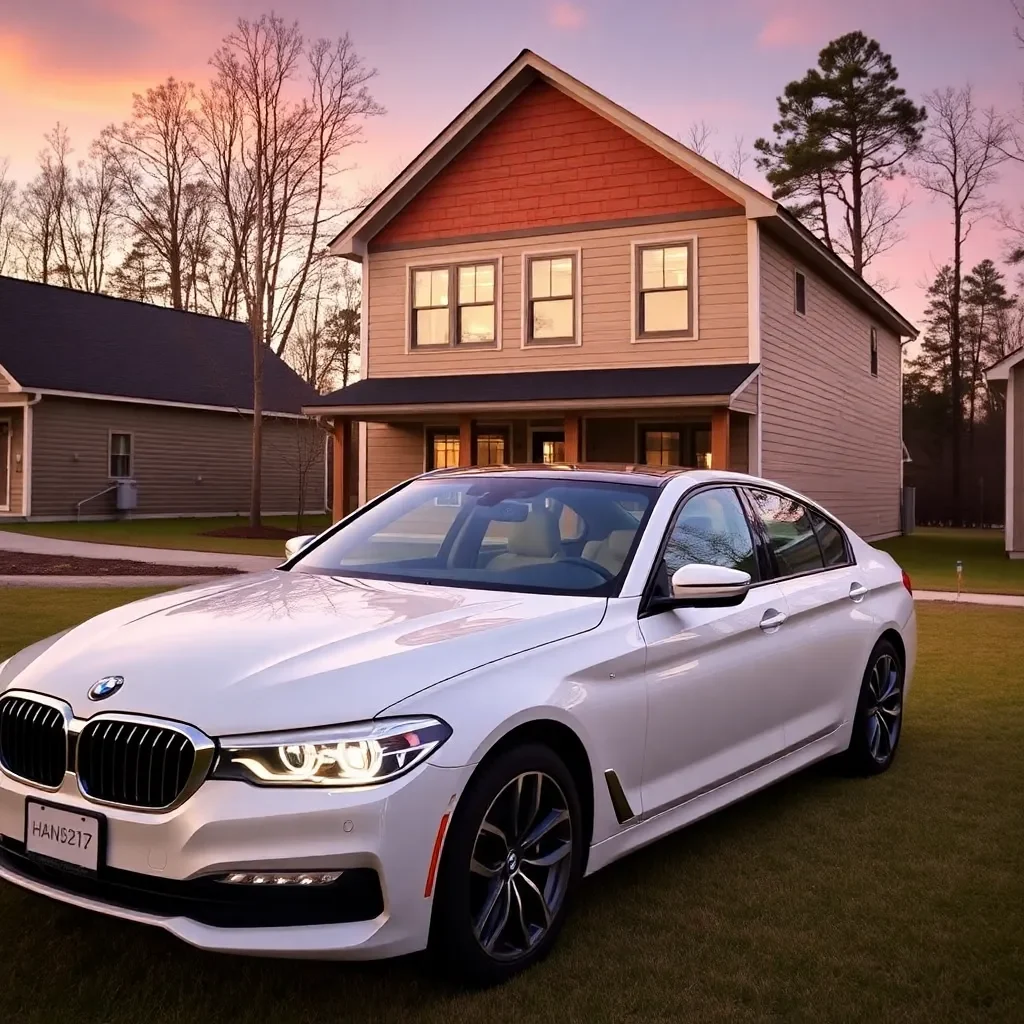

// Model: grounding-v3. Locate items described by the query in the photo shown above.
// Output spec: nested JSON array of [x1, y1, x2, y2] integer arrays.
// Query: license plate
[[25, 801, 102, 872]]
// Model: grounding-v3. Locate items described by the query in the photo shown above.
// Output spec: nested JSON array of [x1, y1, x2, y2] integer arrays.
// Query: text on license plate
[[25, 802, 100, 871]]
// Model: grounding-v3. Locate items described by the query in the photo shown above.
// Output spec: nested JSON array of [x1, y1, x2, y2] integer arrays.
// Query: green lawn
[[0, 514, 332, 558], [877, 527, 1024, 595], [0, 591, 1021, 1022]]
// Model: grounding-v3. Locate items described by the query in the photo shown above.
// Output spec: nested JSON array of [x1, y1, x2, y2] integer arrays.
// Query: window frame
[[0, 416, 11, 511], [870, 326, 879, 377], [631, 237, 698, 343], [424, 427, 461, 472], [794, 269, 807, 316], [474, 424, 512, 467], [521, 248, 581, 347], [740, 486, 855, 583], [635, 420, 714, 469], [640, 484, 763, 617], [407, 257, 501, 351], [108, 430, 134, 480]]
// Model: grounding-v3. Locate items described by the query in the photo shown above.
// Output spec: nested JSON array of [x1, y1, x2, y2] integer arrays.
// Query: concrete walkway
[[916, 589, 1024, 608], [0, 575, 233, 589], [0, 529, 279, 572]]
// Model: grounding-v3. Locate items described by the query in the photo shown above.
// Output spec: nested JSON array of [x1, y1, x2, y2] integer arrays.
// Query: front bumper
[[0, 762, 471, 959]]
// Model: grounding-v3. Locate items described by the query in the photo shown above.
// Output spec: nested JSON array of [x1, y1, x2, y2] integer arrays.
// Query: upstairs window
[[794, 270, 807, 316], [109, 432, 133, 479], [870, 327, 879, 377], [637, 242, 694, 339], [527, 255, 576, 343], [412, 262, 497, 348]]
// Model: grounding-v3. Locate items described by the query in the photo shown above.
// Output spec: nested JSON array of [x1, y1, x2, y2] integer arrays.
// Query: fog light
[[220, 871, 343, 886]]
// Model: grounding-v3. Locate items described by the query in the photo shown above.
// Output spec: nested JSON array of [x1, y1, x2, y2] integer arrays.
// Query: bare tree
[[60, 146, 120, 293], [913, 86, 1008, 525], [834, 181, 909, 271], [19, 125, 73, 284], [101, 78, 203, 309], [0, 160, 17, 275], [291, 258, 361, 393], [684, 120, 714, 156], [201, 14, 382, 525]]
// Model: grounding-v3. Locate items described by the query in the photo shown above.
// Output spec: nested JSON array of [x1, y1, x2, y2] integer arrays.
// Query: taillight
[[901, 569, 913, 595]]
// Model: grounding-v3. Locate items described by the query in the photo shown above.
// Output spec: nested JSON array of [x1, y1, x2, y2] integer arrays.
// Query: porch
[[0, 402, 26, 518], [304, 363, 760, 522]]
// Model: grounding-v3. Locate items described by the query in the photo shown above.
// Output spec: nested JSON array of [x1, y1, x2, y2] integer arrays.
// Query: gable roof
[[331, 49, 917, 339], [985, 346, 1024, 381], [0, 277, 317, 415]]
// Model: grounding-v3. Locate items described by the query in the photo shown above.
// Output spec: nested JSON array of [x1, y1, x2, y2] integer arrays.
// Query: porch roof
[[305, 363, 759, 418]]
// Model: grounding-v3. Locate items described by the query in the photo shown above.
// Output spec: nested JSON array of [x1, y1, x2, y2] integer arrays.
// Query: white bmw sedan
[[0, 466, 915, 985]]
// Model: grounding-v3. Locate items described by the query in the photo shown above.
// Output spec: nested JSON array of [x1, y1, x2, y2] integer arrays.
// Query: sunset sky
[[1, 0, 1022, 327]]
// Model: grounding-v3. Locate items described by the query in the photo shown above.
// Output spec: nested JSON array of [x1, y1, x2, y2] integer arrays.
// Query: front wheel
[[428, 743, 584, 987], [844, 638, 904, 775]]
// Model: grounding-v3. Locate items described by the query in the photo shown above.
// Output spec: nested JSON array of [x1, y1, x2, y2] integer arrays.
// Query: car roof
[[423, 463, 709, 488]]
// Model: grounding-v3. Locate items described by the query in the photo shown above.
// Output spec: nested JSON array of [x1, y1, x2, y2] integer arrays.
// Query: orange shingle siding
[[371, 82, 741, 247]]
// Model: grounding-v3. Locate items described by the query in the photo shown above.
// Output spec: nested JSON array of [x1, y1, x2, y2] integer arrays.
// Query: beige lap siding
[[366, 423, 424, 499], [365, 215, 748, 376], [30, 397, 325, 518], [758, 232, 902, 540]]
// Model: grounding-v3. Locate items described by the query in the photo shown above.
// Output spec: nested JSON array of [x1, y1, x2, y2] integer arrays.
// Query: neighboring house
[[0, 277, 325, 521], [304, 50, 918, 541], [985, 347, 1024, 558]]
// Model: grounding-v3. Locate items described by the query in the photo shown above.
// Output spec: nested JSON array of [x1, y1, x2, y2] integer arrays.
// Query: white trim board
[[746, 220, 761, 363], [1, 388, 308, 419], [1007, 365, 1016, 554]]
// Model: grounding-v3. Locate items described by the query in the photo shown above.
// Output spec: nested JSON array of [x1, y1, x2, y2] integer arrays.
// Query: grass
[[0, 514, 332, 558], [0, 590, 1022, 1022], [877, 527, 1024, 595]]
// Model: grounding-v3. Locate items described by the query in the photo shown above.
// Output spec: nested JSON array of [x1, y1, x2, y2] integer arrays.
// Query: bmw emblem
[[88, 676, 124, 701]]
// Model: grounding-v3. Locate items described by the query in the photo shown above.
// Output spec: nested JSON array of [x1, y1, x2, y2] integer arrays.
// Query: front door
[[639, 486, 792, 815], [531, 430, 565, 464], [0, 421, 9, 511]]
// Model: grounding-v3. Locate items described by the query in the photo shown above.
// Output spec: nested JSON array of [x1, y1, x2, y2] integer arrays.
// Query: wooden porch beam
[[458, 415, 473, 467], [710, 408, 730, 470], [564, 413, 581, 463], [332, 418, 353, 522]]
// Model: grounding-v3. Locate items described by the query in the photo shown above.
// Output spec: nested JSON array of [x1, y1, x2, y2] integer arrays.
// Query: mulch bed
[[201, 525, 299, 540], [0, 551, 240, 577]]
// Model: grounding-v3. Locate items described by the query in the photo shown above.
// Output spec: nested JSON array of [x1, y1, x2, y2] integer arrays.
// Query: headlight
[[212, 717, 451, 787]]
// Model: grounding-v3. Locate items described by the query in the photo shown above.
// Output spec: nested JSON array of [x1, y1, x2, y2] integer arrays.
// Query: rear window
[[811, 511, 849, 567], [747, 489, 824, 577]]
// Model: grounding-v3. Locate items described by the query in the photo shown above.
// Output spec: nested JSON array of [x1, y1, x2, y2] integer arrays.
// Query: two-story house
[[304, 50, 918, 541]]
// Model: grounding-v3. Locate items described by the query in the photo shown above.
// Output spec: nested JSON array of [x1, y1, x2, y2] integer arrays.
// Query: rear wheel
[[428, 743, 583, 986], [844, 638, 904, 775]]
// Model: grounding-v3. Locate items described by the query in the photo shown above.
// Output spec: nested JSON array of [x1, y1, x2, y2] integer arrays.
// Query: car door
[[638, 486, 793, 817], [743, 488, 876, 748]]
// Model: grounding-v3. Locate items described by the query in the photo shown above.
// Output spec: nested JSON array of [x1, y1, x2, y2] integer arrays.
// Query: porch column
[[710, 408, 731, 470], [459, 415, 473, 467], [564, 413, 581, 463], [332, 417, 353, 522]]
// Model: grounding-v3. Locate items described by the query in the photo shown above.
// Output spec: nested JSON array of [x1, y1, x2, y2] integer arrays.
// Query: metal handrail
[[76, 484, 117, 521]]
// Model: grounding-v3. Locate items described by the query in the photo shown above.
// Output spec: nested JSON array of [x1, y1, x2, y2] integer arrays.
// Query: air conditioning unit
[[116, 479, 138, 511]]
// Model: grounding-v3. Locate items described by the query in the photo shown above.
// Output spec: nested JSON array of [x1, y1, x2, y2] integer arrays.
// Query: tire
[[843, 638, 905, 776], [428, 742, 584, 987]]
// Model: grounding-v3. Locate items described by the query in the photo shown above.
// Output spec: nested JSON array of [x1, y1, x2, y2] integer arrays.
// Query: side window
[[662, 487, 756, 577], [748, 489, 824, 577], [810, 510, 849, 567]]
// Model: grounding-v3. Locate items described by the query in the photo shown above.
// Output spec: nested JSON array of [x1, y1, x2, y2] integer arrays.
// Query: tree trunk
[[949, 211, 963, 527], [249, 321, 264, 528], [850, 149, 864, 276]]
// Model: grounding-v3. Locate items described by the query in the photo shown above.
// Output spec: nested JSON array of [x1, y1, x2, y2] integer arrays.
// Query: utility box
[[901, 485, 915, 535], [116, 479, 139, 511]]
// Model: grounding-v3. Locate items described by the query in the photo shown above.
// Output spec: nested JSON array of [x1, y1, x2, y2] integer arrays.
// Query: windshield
[[291, 476, 656, 596]]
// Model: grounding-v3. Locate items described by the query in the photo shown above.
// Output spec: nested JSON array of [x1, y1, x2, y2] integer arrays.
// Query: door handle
[[849, 582, 868, 602], [759, 608, 787, 633]]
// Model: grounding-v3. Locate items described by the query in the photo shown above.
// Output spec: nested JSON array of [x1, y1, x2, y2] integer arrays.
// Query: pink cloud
[[548, 3, 586, 30], [757, 13, 820, 49]]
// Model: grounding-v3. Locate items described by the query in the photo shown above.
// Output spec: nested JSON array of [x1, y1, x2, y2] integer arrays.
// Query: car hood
[[1, 571, 606, 736]]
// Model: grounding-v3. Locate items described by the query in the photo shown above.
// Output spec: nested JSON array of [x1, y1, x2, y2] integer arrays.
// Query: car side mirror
[[284, 535, 316, 560], [648, 563, 752, 612]]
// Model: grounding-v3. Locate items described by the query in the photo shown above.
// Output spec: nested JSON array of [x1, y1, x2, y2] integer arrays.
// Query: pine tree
[[754, 32, 925, 276]]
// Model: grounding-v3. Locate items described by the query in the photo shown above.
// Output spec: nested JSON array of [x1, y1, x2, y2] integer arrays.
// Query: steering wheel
[[558, 556, 615, 582]]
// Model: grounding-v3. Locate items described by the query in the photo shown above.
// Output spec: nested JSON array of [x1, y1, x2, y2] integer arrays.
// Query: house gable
[[371, 81, 742, 248]]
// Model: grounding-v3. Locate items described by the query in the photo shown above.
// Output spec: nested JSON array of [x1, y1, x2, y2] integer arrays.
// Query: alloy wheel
[[469, 771, 573, 961], [865, 652, 902, 764]]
